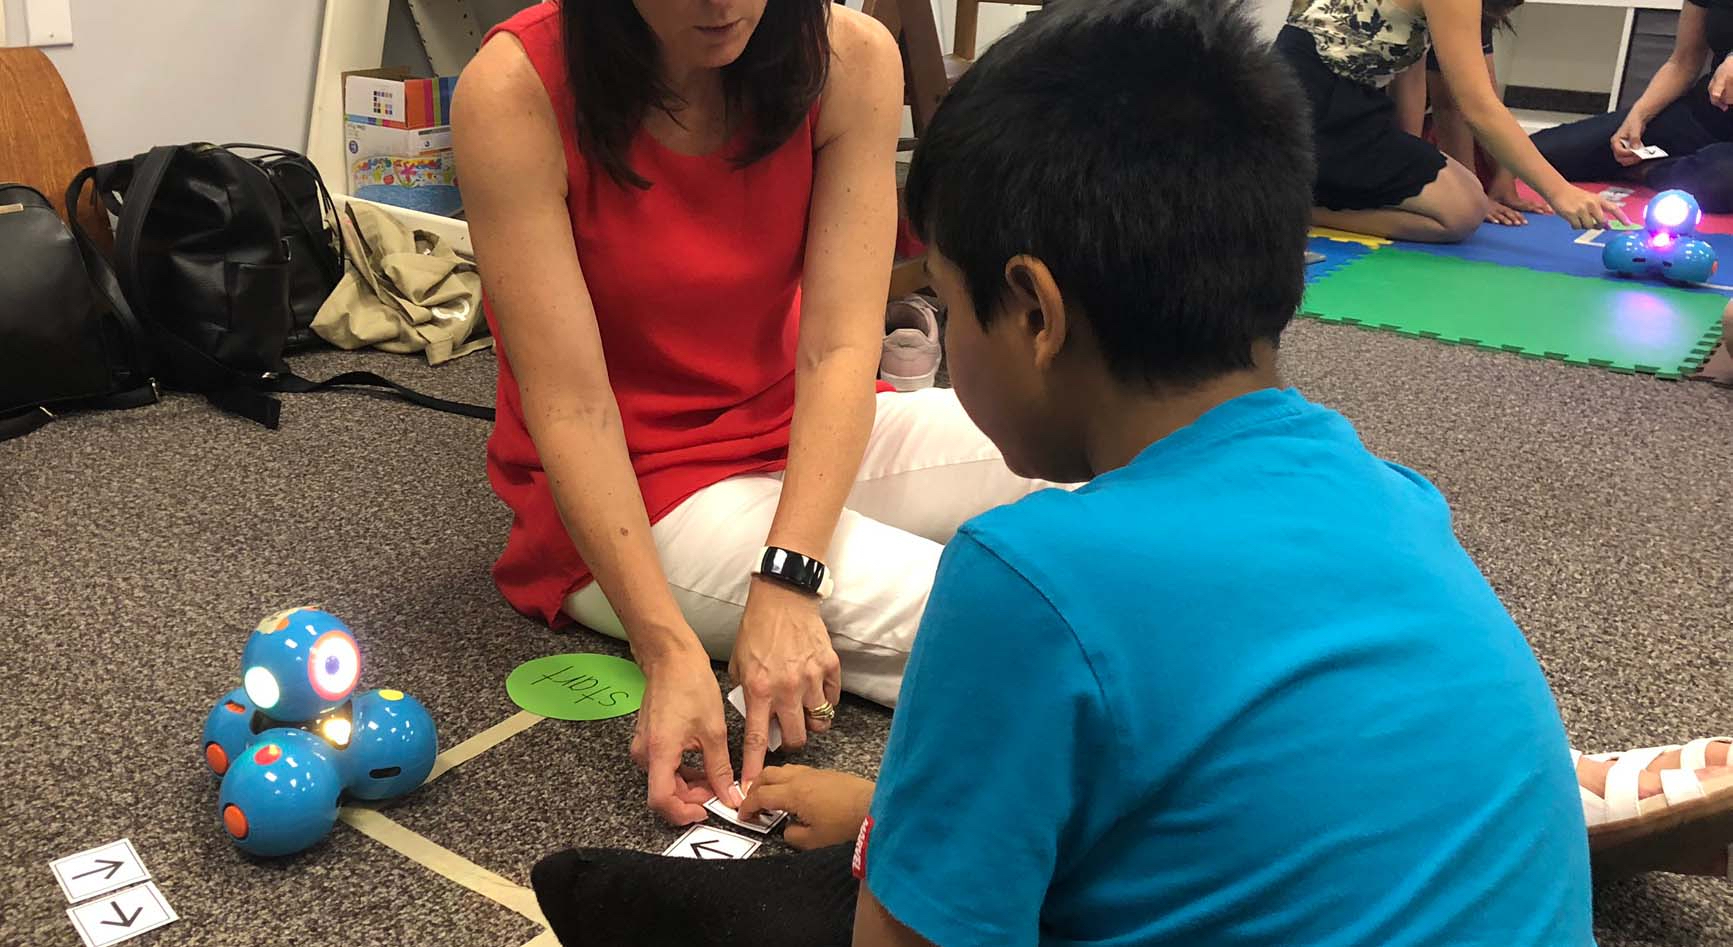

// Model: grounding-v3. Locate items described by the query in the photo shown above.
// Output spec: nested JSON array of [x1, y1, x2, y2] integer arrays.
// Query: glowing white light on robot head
[[1652, 194, 1691, 230], [244, 666, 280, 709]]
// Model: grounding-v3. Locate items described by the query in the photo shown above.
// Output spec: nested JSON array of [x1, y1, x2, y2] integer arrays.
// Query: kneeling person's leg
[[533, 844, 857, 947], [845, 388, 1056, 545], [565, 474, 939, 707], [1315, 154, 1487, 243], [1648, 142, 1733, 214]]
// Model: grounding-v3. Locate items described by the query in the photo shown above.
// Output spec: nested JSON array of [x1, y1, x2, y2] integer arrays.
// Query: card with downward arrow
[[50, 839, 151, 903], [66, 882, 177, 947]]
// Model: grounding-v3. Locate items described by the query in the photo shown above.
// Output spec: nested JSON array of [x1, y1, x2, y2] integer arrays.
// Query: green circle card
[[506, 653, 646, 721]]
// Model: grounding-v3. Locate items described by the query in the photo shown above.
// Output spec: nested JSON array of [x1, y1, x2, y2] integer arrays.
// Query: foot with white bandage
[[1575, 737, 1733, 880]]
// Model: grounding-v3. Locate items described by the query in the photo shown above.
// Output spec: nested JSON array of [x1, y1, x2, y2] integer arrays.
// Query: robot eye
[[307, 631, 360, 701], [244, 667, 281, 709]]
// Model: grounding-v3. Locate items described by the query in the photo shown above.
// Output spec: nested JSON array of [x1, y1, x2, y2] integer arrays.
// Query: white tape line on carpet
[[423, 710, 546, 786], [338, 806, 549, 929]]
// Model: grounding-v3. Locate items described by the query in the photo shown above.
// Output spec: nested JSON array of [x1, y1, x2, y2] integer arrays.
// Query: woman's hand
[[1549, 186, 1632, 230], [1710, 54, 1733, 110], [739, 765, 875, 850], [729, 578, 843, 786], [632, 638, 739, 825], [1611, 113, 1650, 167]]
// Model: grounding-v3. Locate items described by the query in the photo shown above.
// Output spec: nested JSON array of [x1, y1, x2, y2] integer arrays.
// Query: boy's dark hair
[[905, 0, 1314, 387], [564, 0, 831, 190]]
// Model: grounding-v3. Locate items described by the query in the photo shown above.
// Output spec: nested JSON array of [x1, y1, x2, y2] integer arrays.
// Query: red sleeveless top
[[482, 3, 816, 626]]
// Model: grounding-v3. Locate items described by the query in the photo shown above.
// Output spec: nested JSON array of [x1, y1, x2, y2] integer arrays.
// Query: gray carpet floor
[[1, 321, 1730, 947]]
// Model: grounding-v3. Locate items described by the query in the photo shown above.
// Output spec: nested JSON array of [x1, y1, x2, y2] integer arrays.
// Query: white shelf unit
[[307, 0, 481, 251], [1524, 0, 1684, 112]]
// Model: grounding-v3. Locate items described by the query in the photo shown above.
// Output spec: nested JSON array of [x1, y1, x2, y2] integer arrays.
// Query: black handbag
[[0, 183, 158, 442], [227, 143, 346, 352], [70, 143, 491, 428]]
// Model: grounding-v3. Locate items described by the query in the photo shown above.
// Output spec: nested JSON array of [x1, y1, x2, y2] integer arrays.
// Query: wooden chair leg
[[954, 0, 980, 61], [896, 0, 949, 134]]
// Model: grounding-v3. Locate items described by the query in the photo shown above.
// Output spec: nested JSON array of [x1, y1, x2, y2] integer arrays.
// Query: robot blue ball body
[[200, 608, 436, 856], [1603, 189, 1720, 285]]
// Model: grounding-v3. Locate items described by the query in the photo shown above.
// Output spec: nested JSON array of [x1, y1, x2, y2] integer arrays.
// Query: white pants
[[563, 388, 1048, 706]]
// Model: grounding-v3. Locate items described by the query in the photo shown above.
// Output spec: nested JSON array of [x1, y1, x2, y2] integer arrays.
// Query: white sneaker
[[879, 295, 942, 391]]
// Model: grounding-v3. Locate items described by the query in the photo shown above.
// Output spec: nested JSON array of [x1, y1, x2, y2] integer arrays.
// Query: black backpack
[[68, 143, 491, 428], [233, 144, 348, 352], [0, 182, 158, 442]]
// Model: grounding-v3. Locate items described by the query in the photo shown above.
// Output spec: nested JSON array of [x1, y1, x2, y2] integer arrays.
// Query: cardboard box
[[345, 122, 451, 163], [344, 121, 460, 216], [343, 67, 457, 130]]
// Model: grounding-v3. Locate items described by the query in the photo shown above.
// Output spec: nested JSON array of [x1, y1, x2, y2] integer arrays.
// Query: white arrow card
[[66, 882, 178, 947], [51, 839, 151, 904], [662, 824, 762, 860]]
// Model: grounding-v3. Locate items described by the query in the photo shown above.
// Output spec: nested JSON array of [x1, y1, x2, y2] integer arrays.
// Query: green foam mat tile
[[1300, 249, 1727, 378]]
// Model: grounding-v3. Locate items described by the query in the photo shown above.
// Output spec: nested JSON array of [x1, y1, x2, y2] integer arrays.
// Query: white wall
[[949, 0, 1293, 55], [2, 0, 325, 163], [1499, 3, 1627, 94]]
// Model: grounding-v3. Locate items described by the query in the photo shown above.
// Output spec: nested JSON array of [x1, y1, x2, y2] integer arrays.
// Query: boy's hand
[[1549, 187, 1631, 230], [738, 765, 874, 850]]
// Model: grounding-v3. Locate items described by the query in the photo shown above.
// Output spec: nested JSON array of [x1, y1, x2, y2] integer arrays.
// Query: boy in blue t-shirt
[[526, 1, 1598, 944], [814, 0, 1593, 943]]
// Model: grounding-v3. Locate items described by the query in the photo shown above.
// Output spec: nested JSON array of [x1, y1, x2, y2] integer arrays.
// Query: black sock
[[531, 844, 858, 946]]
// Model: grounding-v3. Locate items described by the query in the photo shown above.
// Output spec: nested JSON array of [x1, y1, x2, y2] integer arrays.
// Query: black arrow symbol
[[690, 839, 733, 859], [72, 859, 124, 881], [100, 901, 142, 928]]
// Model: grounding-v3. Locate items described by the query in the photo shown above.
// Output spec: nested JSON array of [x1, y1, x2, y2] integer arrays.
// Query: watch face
[[761, 547, 826, 594]]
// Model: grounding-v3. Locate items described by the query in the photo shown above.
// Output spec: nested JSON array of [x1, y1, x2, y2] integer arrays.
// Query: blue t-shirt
[[864, 388, 1591, 947]]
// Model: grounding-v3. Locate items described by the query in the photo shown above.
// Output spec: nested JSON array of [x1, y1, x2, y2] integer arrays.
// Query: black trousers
[[1531, 77, 1733, 214]]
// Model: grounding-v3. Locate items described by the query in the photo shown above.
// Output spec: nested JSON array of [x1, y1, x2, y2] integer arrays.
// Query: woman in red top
[[455, 0, 1045, 824]]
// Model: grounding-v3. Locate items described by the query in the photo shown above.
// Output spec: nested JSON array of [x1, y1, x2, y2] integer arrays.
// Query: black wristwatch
[[751, 546, 834, 599]]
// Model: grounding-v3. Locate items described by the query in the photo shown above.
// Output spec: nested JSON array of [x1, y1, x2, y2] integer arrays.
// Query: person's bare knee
[[1406, 159, 1486, 242]]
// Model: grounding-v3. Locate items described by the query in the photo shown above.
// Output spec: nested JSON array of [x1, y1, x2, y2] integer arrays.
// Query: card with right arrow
[[662, 824, 763, 860], [50, 839, 151, 903]]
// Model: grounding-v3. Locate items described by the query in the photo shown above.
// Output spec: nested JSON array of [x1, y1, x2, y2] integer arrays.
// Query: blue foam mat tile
[[1305, 236, 1372, 284], [1398, 213, 1733, 297]]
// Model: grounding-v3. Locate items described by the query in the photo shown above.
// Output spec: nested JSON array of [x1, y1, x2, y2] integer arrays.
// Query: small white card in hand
[[704, 783, 787, 834], [726, 685, 783, 751], [1632, 144, 1668, 160]]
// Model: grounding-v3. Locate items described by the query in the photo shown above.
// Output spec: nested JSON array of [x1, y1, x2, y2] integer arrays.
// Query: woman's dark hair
[[563, 0, 832, 190], [1485, 0, 1524, 30]]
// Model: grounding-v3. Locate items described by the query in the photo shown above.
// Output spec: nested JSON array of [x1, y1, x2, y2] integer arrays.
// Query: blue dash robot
[[200, 607, 437, 856], [1604, 189, 1719, 285]]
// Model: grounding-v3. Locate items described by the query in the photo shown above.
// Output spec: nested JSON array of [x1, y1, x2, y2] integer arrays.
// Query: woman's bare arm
[[732, 7, 905, 782], [455, 34, 734, 822], [454, 35, 691, 659]]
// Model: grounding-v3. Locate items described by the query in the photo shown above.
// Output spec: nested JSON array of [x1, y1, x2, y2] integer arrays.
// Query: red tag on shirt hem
[[852, 815, 873, 880]]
